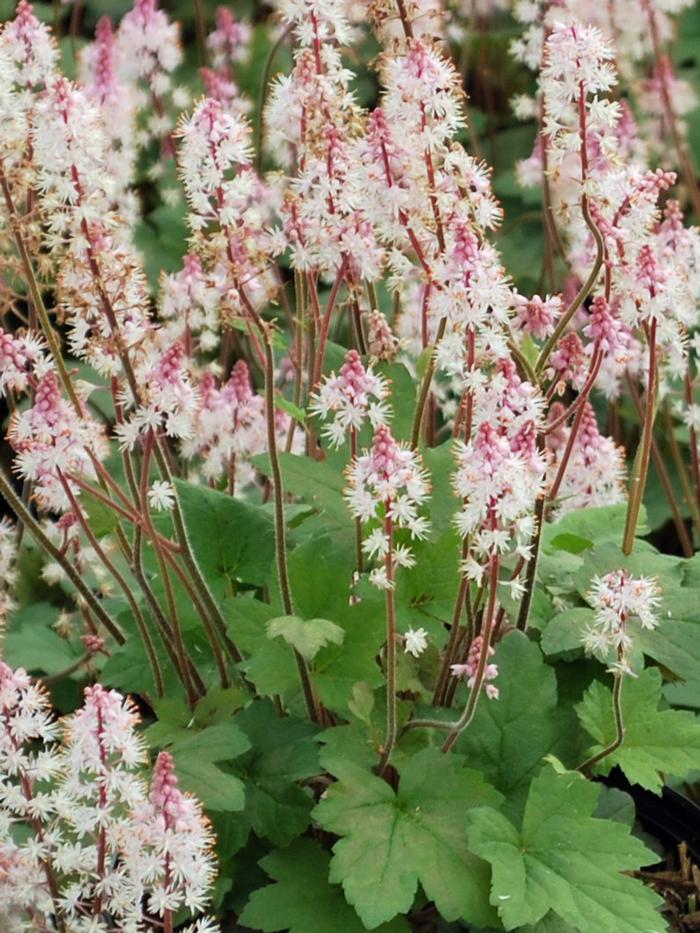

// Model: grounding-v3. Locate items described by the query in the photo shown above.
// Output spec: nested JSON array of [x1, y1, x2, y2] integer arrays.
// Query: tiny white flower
[[147, 480, 175, 512], [403, 627, 428, 658]]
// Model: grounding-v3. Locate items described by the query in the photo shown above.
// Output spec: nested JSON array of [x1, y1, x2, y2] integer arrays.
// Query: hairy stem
[[578, 670, 625, 775], [0, 467, 125, 644], [622, 319, 658, 555], [377, 512, 397, 775]]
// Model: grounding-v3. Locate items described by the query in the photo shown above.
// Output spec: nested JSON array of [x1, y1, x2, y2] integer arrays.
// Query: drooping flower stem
[[548, 349, 603, 504], [516, 487, 546, 631], [152, 440, 243, 675], [139, 432, 200, 703], [350, 428, 364, 577], [626, 375, 692, 557], [401, 560, 499, 740], [313, 256, 348, 390], [578, 668, 625, 775], [662, 399, 700, 540], [432, 540, 470, 706], [684, 369, 700, 522]]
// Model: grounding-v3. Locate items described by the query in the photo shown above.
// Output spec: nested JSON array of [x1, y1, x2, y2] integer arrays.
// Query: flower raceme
[[0, 665, 218, 931], [450, 635, 500, 700], [583, 570, 661, 675], [345, 425, 430, 588], [310, 349, 391, 448], [0, 1, 698, 927]]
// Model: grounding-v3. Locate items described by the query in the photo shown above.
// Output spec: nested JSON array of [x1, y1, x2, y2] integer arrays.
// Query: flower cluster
[[450, 635, 500, 700], [583, 570, 661, 674], [0, 665, 218, 931], [345, 425, 430, 588], [7, 371, 107, 513], [310, 349, 390, 447]]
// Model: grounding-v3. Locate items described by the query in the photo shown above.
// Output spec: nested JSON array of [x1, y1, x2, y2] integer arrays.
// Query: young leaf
[[266, 615, 344, 661], [467, 766, 665, 932], [314, 748, 503, 929], [576, 667, 700, 793], [239, 838, 409, 933]]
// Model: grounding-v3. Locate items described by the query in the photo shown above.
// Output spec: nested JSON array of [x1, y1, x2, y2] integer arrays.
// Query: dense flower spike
[[583, 570, 661, 674], [345, 425, 430, 588], [80, 16, 139, 223], [7, 372, 108, 512], [124, 751, 217, 918], [452, 423, 541, 584], [450, 635, 499, 699], [0, 668, 218, 929], [0, 0, 699, 926], [207, 7, 252, 68], [116, 0, 184, 153], [547, 402, 626, 517], [310, 350, 390, 447]]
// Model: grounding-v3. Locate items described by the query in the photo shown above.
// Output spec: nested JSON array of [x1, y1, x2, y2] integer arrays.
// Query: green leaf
[[81, 485, 120, 538], [192, 686, 248, 726], [239, 838, 409, 933], [314, 748, 503, 929], [347, 681, 375, 724], [173, 758, 246, 812], [301, 579, 388, 714], [4, 603, 80, 675], [253, 453, 349, 528], [233, 701, 320, 846], [467, 766, 665, 932], [543, 505, 647, 551], [288, 533, 355, 618], [163, 722, 252, 762], [576, 667, 700, 793], [541, 608, 594, 656], [174, 479, 275, 591], [457, 632, 580, 810], [376, 362, 417, 444], [548, 533, 593, 555], [225, 597, 299, 697], [275, 392, 306, 424], [267, 615, 344, 660]]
